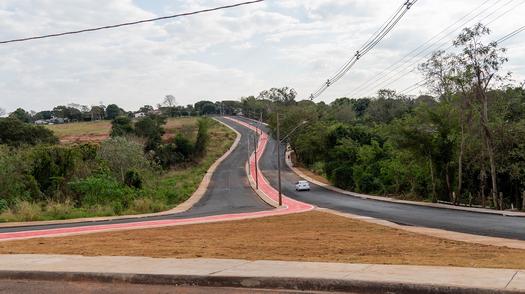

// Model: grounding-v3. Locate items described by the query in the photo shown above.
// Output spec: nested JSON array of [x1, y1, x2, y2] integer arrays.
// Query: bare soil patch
[[2, 211, 525, 269]]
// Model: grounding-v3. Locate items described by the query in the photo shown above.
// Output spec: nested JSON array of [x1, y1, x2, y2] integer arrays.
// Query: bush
[[69, 175, 135, 208], [111, 116, 133, 137], [0, 146, 39, 206], [29, 145, 82, 196], [97, 137, 155, 183], [0, 118, 58, 147], [194, 118, 210, 157], [11, 201, 42, 221], [45, 200, 74, 219], [125, 170, 143, 189], [0, 199, 8, 213], [134, 116, 165, 151]]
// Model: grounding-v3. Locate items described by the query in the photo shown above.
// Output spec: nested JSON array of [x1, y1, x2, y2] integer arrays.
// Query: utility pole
[[247, 135, 250, 175], [254, 132, 258, 190], [276, 113, 282, 206]]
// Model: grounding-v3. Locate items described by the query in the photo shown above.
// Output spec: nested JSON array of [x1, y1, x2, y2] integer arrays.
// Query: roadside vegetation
[[0, 113, 235, 222], [242, 24, 525, 210]]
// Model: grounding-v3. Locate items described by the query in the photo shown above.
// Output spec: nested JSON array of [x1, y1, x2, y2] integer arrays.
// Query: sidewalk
[[0, 255, 523, 293]]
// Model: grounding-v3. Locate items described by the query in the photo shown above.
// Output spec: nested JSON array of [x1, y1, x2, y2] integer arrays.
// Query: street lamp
[[275, 115, 308, 206]]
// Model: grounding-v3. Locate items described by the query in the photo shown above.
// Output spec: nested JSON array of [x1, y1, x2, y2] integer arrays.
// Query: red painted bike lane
[[0, 118, 313, 242]]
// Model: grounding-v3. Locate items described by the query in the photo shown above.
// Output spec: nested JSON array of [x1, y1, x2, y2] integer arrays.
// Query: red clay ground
[[2, 211, 525, 269]]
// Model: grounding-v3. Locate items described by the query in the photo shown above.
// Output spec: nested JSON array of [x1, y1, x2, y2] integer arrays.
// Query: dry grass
[[2, 211, 525, 269], [46, 121, 111, 144]]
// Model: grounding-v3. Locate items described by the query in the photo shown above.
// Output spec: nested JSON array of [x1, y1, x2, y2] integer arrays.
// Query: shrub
[[97, 137, 154, 183], [111, 116, 133, 137], [0, 146, 38, 206], [134, 116, 165, 151], [29, 145, 82, 196], [45, 200, 74, 219], [125, 170, 143, 189], [0, 118, 58, 147], [128, 197, 165, 214], [0, 199, 8, 213], [13, 201, 42, 221], [194, 118, 210, 157], [69, 175, 135, 207]]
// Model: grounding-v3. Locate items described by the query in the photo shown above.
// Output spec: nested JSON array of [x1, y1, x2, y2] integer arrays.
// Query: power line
[[348, 0, 496, 98], [497, 25, 525, 43], [400, 24, 525, 96], [308, 0, 418, 100], [0, 0, 264, 45], [355, 0, 525, 97]]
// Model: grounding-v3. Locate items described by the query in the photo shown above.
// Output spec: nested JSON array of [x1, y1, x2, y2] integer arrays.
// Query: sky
[[0, 0, 524, 113]]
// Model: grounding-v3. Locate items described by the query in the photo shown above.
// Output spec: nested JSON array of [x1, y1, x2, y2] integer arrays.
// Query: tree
[[419, 50, 456, 102], [9, 108, 32, 123], [134, 116, 165, 151], [106, 104, 122, 120], [194, 100, 215, 115], [258, 87, 297, 105], [111, 116, 133, 137], [163, 95, 176, 107], [97, 137, 152, 183], [453, 23, 508, 208], [139, 105, 154, 114], [0, 118, 58, 147], [194, 118, 210, 157], [90, 106, 105, 121], [0, 108, 5, 117], [34, 110, 53, 120]]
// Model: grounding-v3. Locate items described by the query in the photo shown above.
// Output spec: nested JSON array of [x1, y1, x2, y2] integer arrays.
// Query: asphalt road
[[235, 117, 525, 241], [0, 118, 270, 234], [0, 279, 348, 294]]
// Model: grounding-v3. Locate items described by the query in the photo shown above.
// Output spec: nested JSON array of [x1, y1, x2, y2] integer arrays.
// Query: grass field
[[46, 120, 111, 143], [2, 211, 525, 269], [46, 117, 200, 144]]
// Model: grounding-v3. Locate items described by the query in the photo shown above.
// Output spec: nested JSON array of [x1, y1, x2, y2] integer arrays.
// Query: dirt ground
[[2, 211, 525, 269]]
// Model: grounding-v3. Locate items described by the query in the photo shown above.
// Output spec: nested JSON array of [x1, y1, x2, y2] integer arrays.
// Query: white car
[[295, 180, 311, 191]]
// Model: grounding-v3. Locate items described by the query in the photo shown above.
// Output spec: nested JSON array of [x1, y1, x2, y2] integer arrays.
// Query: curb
[[0, 118, 241, 229], [285, 150, 525, 218], [0, 270, 519, 294]]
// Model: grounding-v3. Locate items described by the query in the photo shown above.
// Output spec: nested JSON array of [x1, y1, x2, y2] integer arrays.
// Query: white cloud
[[0, 0, 524, 113]]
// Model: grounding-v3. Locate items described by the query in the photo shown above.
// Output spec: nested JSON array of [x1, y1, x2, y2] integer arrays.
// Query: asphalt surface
[[0, 280, 341, 294], [235, 117, 525, 241], [0, 118, 270, 234]]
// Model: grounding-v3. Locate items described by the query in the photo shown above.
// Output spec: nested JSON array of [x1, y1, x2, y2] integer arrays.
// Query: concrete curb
[[285, 150, 525, 218], [0, 118, 241, 229], [0, 270, 520, 294]]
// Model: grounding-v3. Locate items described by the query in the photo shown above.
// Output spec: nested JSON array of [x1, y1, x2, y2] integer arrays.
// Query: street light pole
[[276, 113, 282, 206], [253, 132, 259, 190], [274, 118, 307, 207], [247, 134, 251, 175]]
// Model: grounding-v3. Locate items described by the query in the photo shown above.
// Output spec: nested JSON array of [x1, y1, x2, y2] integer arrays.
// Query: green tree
[[453, 23, 508, 208], [0, 118, 58, 147], [194, 118, 210, 157], [110, 116, 134, 137], [9, 108, 32, 123], [97, 137, 153, 183], [106, 104, 122, 120]]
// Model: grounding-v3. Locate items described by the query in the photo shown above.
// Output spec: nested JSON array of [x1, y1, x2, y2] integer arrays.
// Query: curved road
[[235, 117, 525, 241], [0, 118, 270, 234]]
